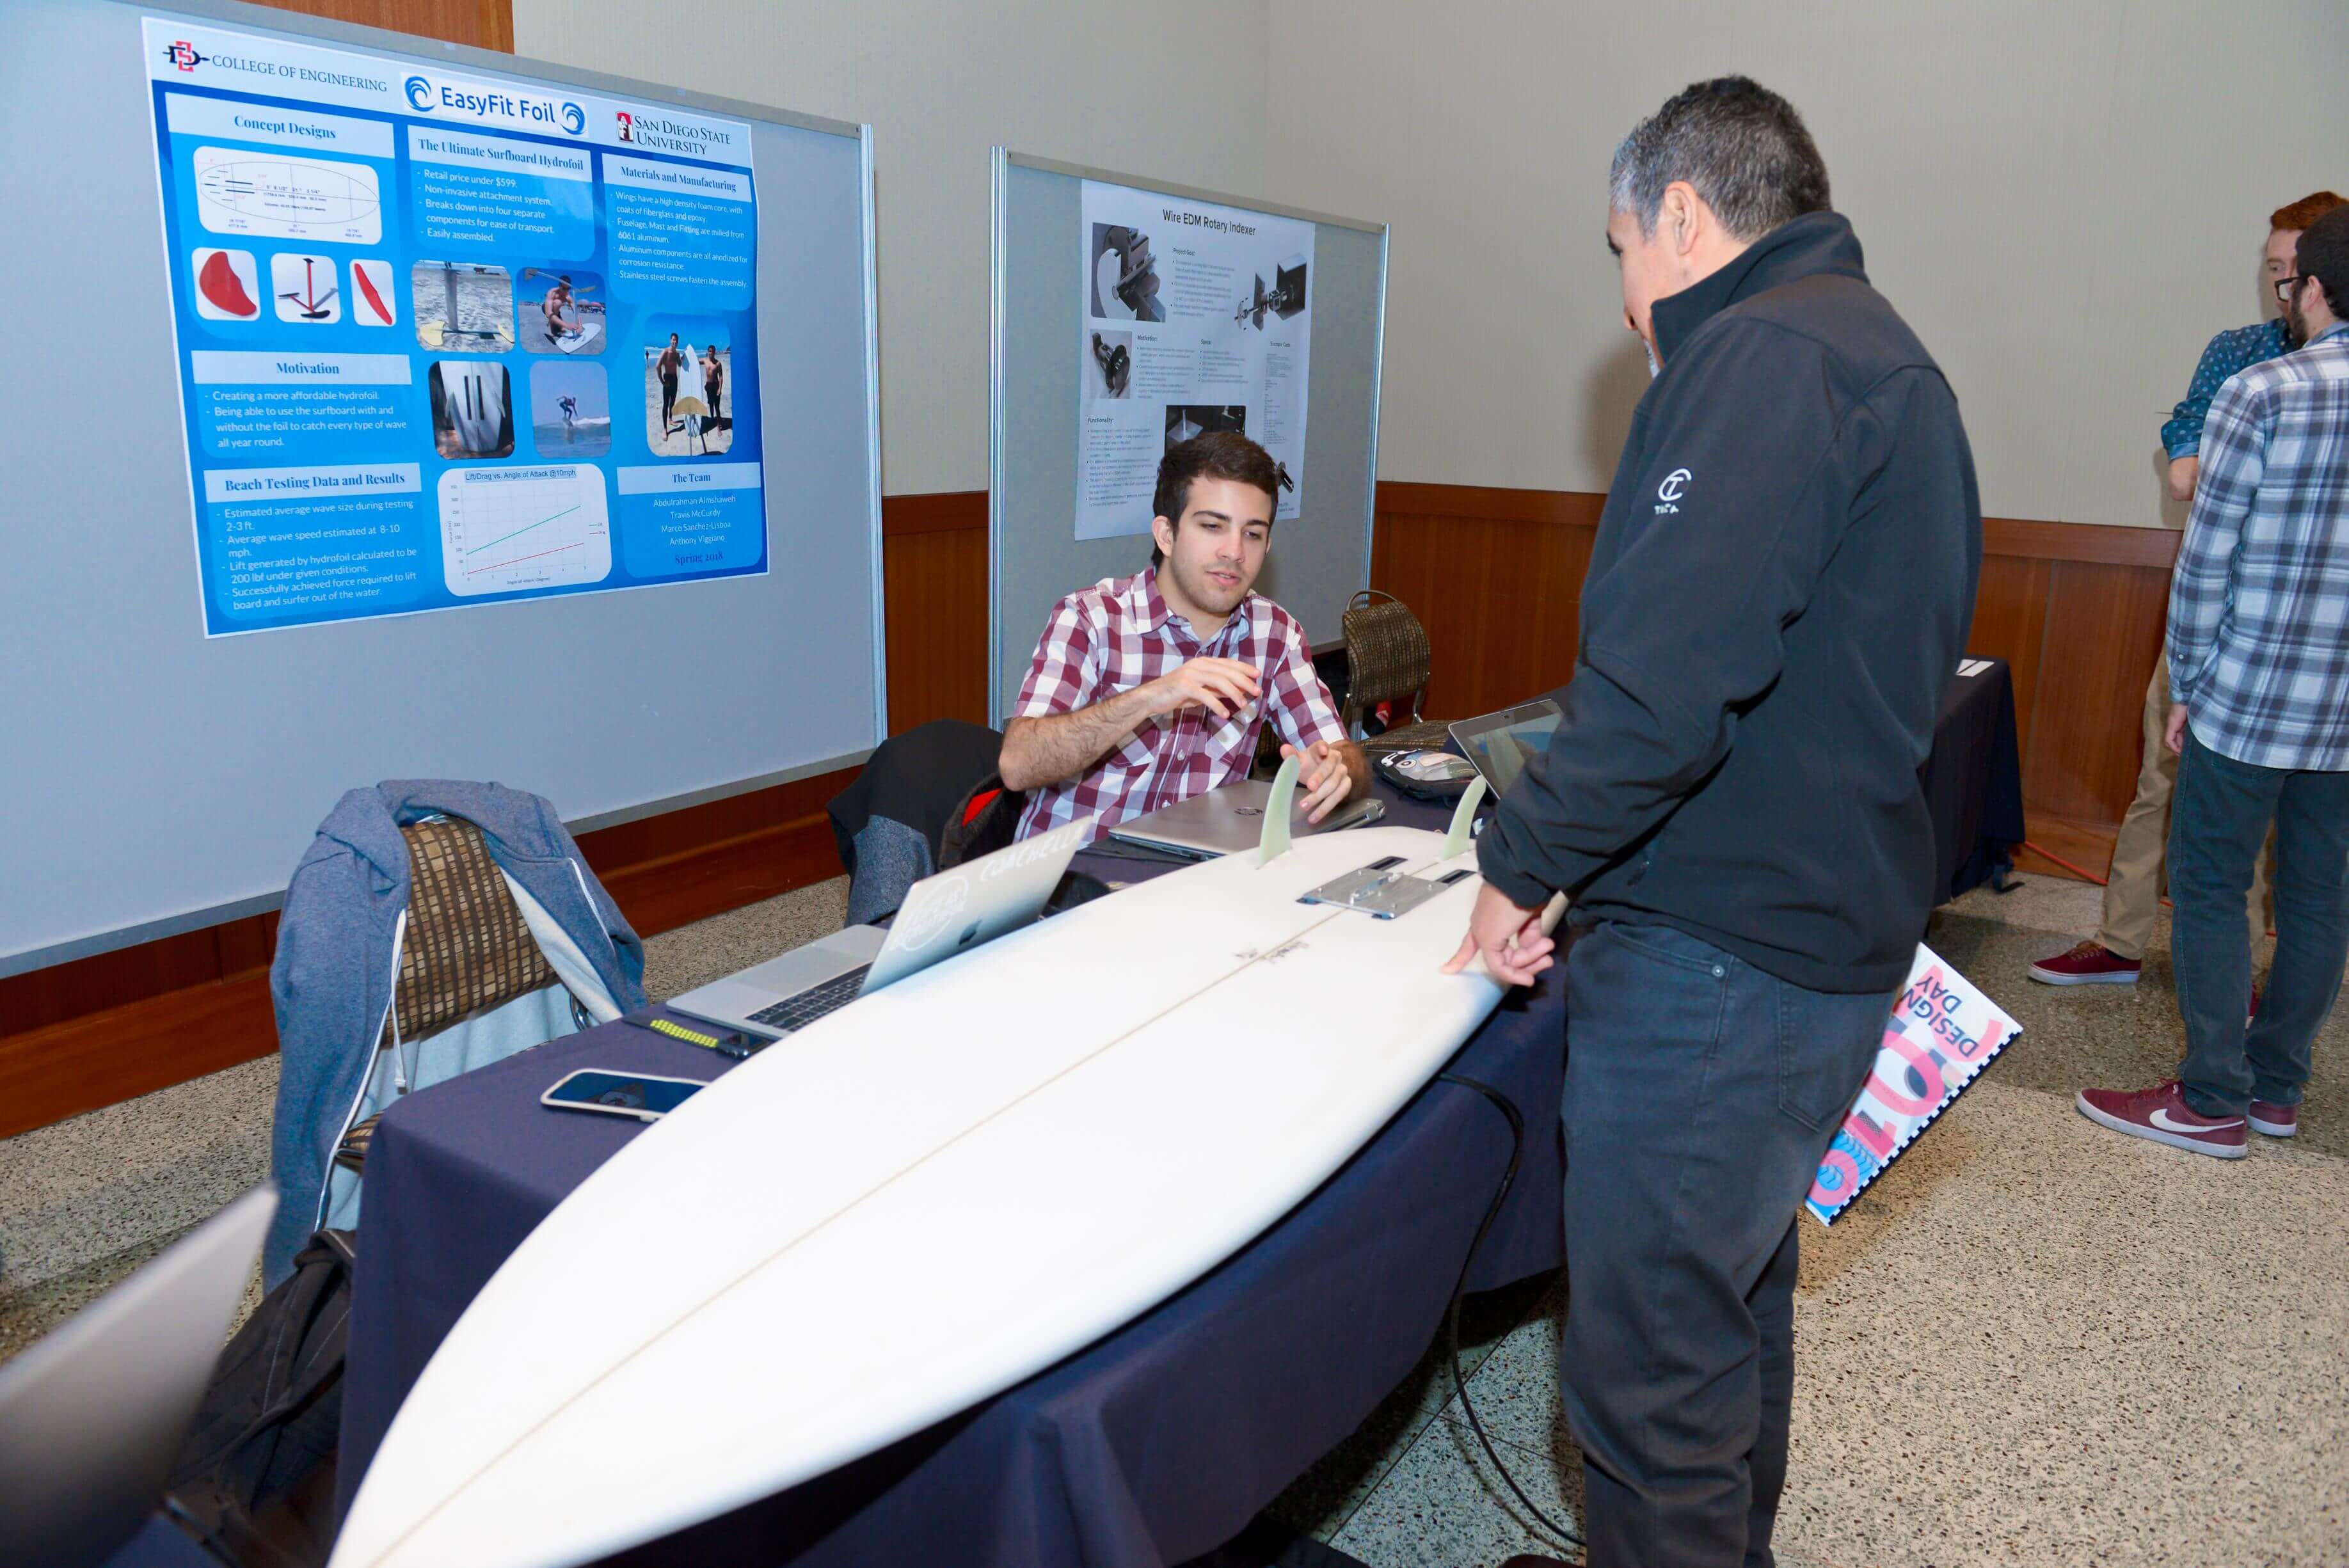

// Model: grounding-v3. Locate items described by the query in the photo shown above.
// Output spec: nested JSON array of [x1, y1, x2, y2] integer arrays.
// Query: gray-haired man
[[1448, 77, 1980, 1566]]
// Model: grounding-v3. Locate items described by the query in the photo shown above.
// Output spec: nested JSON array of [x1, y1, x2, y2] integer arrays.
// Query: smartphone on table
[[541, 1068, 707, 1123]]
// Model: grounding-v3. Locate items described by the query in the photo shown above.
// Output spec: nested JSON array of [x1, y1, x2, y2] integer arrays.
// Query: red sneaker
[[2030, 939, 2142, 985], [2076, 1079, 2247, 1158], [2249, 1099, 2298, 1137]]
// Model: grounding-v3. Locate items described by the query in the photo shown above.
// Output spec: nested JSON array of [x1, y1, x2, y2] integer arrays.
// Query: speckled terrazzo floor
[[3, 871, 2343, 1567], [1280, 875, 2349, 1568]]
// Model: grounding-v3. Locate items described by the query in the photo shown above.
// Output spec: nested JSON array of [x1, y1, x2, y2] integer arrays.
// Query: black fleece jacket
[[1477, 211, 1981, 994]]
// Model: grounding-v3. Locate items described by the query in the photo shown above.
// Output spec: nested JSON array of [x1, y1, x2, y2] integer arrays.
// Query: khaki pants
[[2098, 650, 2274, 960]]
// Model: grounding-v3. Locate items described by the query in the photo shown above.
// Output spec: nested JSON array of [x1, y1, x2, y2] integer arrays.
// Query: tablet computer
[[1447, 698, 1563, 797]]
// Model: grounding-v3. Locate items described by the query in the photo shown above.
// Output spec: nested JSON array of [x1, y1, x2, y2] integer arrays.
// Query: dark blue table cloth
[[336, 784, 1566, 1565], [98, 1516, 221, 1568], [1927, 656, 2025, 901]]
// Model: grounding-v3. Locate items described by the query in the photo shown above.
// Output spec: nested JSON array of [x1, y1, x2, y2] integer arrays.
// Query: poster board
[[0, 0, 884, 974], [989, 151, 1386, 724]]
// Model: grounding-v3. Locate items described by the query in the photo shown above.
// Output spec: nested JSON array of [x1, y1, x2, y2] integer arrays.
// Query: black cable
[[1436, 1070, 1586, 1558]]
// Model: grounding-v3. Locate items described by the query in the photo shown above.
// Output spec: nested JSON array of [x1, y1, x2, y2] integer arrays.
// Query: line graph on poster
[[193, 145, 382, 244], [437, 466, 612, 598]]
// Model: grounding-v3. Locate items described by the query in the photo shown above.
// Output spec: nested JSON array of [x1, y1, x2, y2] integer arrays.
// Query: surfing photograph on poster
[[529, 360, 611, 458], [642, 315, 735, 457], [520, 267, 607, 355]]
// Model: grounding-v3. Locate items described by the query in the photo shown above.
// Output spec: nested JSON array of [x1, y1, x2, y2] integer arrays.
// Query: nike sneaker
[[2249, 1099, 2298, 1137], [2075, 1079, 2247, 1158], [2030, 940, 2141, 985]]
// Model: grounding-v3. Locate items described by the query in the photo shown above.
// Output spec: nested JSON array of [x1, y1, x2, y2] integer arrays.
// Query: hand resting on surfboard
[[1442, 880, 1565, 986]]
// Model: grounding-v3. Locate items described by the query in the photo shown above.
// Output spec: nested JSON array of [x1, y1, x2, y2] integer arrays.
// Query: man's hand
[[1441, 883, 1555, 987], [2165, 702, 2188, 756], [2167, 454, 2199, 503], [1281, 739, 1353, 823], [1139, 657, 1261, 722]]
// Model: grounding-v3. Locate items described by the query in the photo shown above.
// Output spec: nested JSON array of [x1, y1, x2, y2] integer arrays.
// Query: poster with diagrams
[[145, 17, 767, 634], [1076, 180, 1314, 541]]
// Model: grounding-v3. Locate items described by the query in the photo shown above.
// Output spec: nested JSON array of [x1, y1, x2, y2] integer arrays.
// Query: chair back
[[388, 817, 559, 1045], [1341, 590, 1434, 729]]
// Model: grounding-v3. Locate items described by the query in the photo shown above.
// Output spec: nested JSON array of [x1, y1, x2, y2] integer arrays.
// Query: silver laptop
[[1105, 778, 1385, 860], [1448, 697, 1564, 797], [668, 814, 1095, 1040], [0, 1185, 277, 1568]]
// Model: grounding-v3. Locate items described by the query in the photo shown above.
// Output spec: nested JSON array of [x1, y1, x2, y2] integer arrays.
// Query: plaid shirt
[[1011, 571, 1346, 840], [2169, 325, 2349, 771]]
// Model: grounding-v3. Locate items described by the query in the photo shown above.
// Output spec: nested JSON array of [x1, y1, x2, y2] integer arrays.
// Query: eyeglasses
[[2275, 274, 2306, 304]]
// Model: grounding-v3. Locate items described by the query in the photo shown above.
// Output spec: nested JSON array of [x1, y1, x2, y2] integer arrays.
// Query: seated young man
[[1001, 431, 1367, 841]]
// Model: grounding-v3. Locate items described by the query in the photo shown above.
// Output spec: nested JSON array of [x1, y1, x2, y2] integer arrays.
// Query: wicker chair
[[333, 816, 571, 1174], [1341, 590, 1453, 753]]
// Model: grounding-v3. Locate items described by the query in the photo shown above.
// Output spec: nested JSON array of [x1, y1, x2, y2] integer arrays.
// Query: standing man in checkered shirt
[[999, 432, 1367, 841], [2079, 205, 2349, 1158]]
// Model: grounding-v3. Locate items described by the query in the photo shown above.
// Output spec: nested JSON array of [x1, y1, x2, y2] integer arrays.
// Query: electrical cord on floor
[[1435, 1071, 1586, 1559]]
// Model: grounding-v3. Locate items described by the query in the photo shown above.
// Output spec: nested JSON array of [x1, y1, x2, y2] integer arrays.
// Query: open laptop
[[1449, 697, 1563, 797], [1105, 777, 1385, 860], [667, 814, 1094, 1040], [0, 1184, 276, 1568]]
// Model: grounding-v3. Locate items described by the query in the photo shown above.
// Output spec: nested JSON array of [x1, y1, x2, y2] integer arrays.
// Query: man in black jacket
[[1445, 79, 1980, 1566]]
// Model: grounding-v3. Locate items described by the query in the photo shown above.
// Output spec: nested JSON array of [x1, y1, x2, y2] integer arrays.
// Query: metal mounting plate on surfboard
[[1297, 856, 1476, 919]]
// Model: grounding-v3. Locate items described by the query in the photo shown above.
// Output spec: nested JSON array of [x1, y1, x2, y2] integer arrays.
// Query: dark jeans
[[1560, 921, 1889, 1568], [2169, 729, 2349, 1117]]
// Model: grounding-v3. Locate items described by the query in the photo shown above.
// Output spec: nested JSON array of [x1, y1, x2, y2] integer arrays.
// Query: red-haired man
[[2030, 190, 2344, 989]]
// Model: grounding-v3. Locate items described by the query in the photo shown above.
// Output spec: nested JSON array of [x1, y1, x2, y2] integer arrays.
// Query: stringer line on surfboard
[[356, 848, 1474, 1567]]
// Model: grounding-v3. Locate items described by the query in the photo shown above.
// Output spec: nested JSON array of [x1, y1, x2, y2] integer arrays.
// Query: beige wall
[[515, 0, 2348, 522], [514, 0, 1271, 496], [1263, 0, 2349, 526]]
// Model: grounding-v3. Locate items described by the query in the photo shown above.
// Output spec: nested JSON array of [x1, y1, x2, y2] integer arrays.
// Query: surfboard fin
[[1441, 776, 1488, 860], [1257, 752, 1301, 867]]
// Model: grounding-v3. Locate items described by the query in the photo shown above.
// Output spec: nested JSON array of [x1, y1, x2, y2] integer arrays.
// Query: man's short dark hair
[[2296, 205, 2349, 320], [1151, 431, 1280, 568], [1610, 77, 1830, 242]]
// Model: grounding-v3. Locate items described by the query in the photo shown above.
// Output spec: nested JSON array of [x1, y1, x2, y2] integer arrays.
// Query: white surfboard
[[332, 806, 1520, 1568], [549, 315, 603, 355], [670, 342, 708, 421]]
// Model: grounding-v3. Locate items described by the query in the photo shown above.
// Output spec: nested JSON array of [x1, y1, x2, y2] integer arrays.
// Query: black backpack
[[939, 773, 1111, 915], [163, 1229, 355, 1567]]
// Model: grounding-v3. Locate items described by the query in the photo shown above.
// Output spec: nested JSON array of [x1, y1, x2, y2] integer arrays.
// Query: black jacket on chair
[[1476, 212, 1981, 994]]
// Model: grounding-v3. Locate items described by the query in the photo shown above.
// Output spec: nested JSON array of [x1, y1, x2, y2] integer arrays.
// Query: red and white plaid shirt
[[1012, 571, 1347, 841]]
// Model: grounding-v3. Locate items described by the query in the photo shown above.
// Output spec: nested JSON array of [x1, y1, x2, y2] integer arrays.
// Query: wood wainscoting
[[0, 491, 994, 1140], [3, 476, 2164, 1137], [1371, 480, 2179, 875], [246, 0, 513, 51]]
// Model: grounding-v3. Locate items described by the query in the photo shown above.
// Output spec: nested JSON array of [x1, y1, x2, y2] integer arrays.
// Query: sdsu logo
[[162, 40, 205, 71], [1655, 466, 1692, 515], [615, 110, 635, 143]]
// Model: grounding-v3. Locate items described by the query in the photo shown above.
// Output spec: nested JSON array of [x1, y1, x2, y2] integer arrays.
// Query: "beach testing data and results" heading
[[144, 16, 767, 635]]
